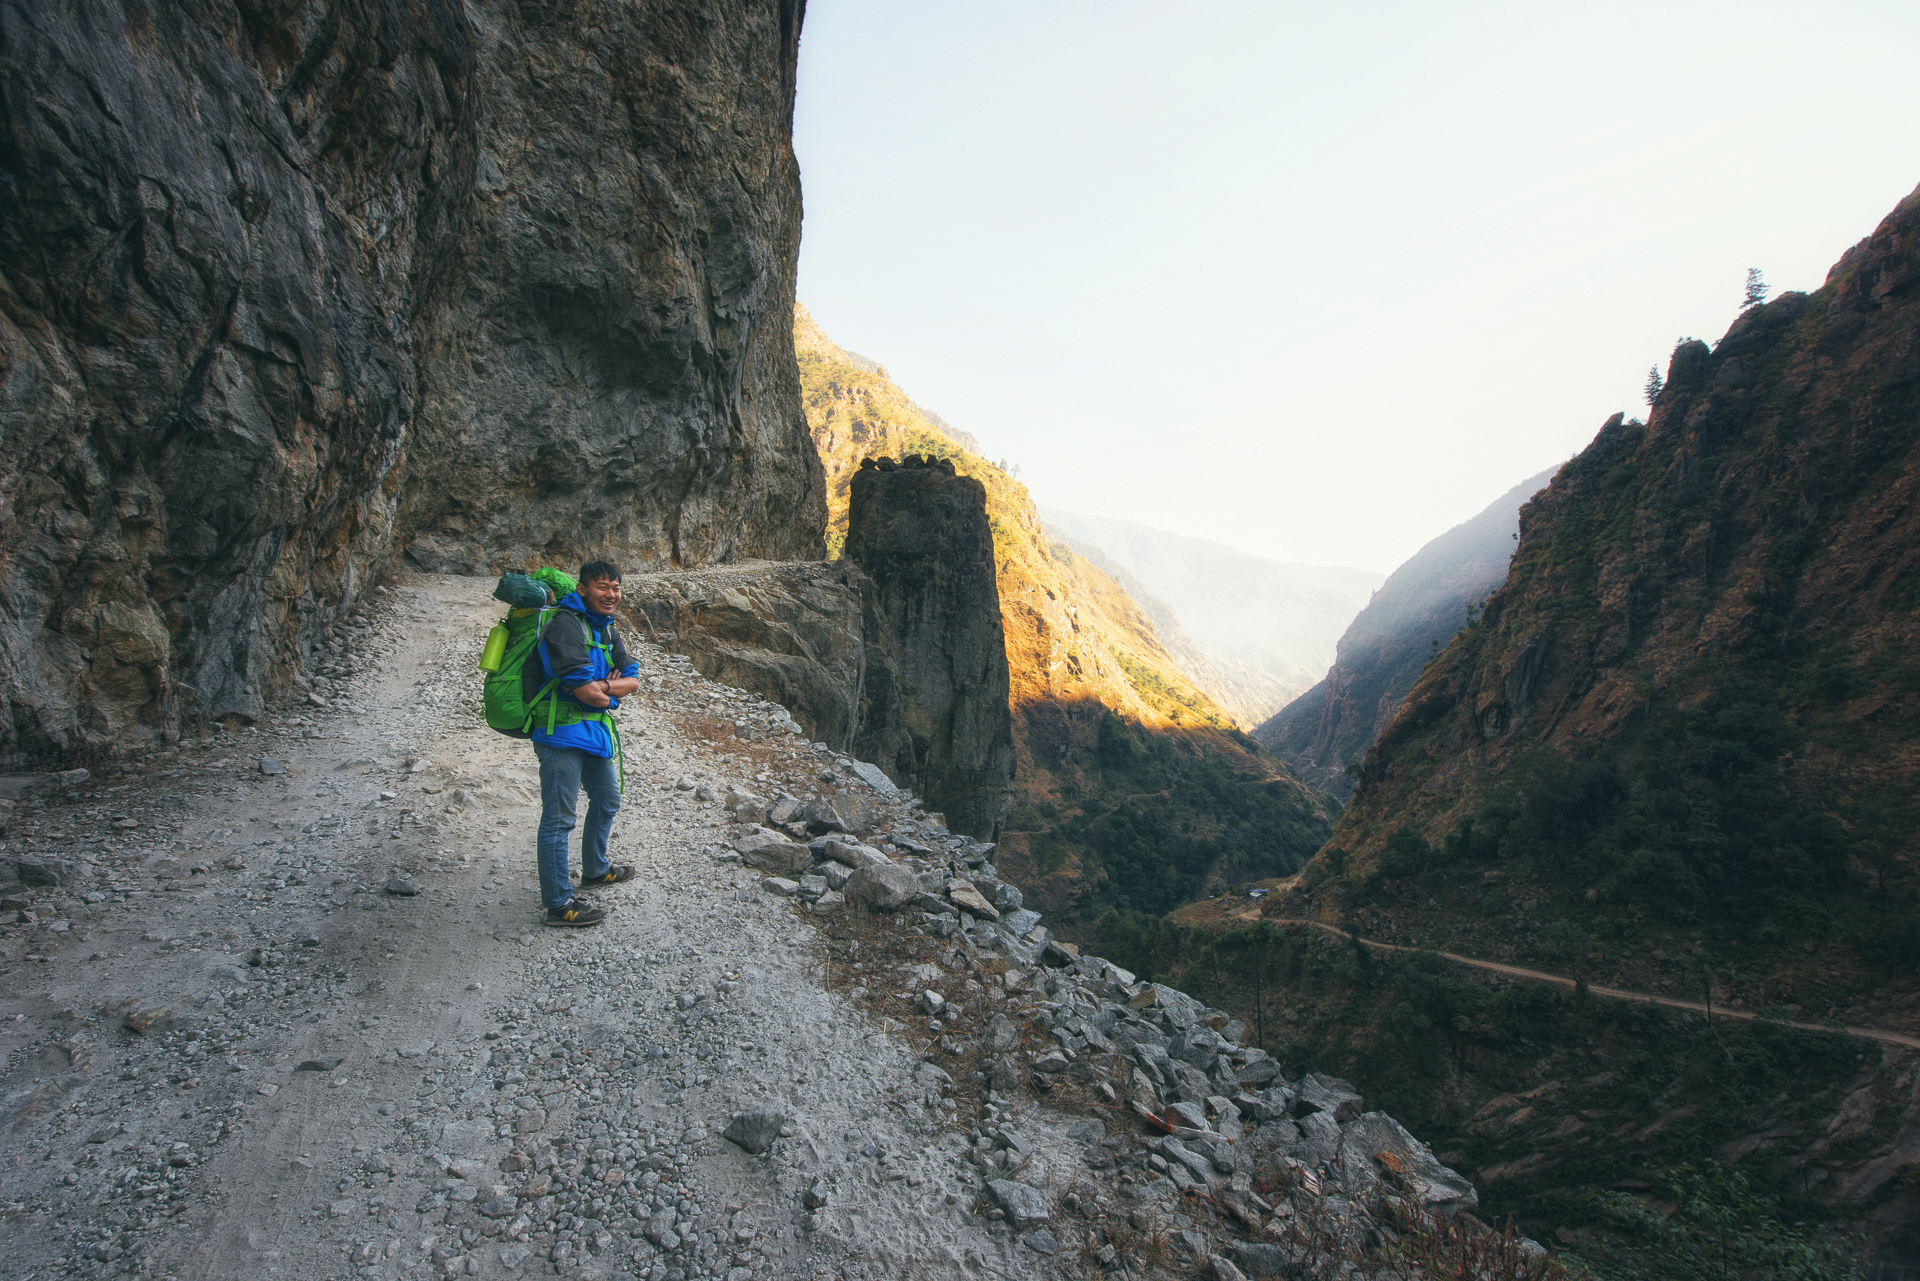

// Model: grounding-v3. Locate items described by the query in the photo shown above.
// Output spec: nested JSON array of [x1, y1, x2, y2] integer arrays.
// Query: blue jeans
[[534, 742, 620, 909]]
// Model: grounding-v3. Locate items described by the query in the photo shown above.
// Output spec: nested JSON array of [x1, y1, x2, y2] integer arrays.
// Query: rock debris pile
[[710, 761, 1509, 1279], [0, 574, 1518, 1281]]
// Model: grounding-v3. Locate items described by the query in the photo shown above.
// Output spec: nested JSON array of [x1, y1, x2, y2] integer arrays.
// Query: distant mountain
[[1254, 467, 1558, 797], [1050, 534, 1257, 726], [1038, 508, 1384, 722], [910, 404, 984, 456], [795, 304, 1338, 925]]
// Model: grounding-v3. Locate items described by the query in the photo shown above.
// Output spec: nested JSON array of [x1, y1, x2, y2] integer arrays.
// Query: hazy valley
[[1255, 467, 1559, 799], [1039, 509, 1384, 725]]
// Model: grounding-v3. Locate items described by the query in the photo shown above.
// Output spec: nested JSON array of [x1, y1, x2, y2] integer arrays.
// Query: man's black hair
[[578, 560, 621, 584]]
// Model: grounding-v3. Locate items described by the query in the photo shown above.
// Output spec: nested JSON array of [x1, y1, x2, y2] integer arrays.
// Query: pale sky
[[792, 1, 1920, 573]]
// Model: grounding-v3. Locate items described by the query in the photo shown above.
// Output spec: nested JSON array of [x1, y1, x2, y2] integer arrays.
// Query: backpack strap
[[529, 609, 594, 735], [521, 608, 565, 735], [532, 707, 625, 792], [602, 712, 625, 793], [586, 619, 614, 670]]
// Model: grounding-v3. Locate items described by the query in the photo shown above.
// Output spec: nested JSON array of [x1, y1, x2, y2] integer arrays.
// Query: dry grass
[[808, 899, 1021, 1127], [1254, 1150, 1574, 1281], [661, 709, 796, 774]]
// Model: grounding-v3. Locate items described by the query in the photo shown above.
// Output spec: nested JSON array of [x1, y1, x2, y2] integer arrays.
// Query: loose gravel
[[0, 574, 1047, 1281]]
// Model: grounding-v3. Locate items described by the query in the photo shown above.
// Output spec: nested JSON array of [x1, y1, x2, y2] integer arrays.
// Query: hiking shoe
[[544, 900, 607, 928], [577, 864, 637, 890]]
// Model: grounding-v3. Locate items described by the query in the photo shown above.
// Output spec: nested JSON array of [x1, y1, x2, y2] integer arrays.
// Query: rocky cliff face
[[398, 0, 822, 578], [625, 549, 1014, 839], [1255, 467, 1556, 798], [1326, 188, 1920, 966], [625, 561, 870, 755], [625, 456, 1018, 841], [0, 0, 819, 765], [843, 457, 1015, 841]]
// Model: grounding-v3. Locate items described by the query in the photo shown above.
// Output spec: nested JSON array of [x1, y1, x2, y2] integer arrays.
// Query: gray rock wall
[[0, 0, 821, 764], [843, 457, 1014, 841], [630, 541, 1018, 843], [627, 563, 870, 754], [401, 0, 822, 577]]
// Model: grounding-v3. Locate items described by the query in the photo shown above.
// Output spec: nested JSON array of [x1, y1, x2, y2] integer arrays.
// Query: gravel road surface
[[0, 574, 1042, 1281]]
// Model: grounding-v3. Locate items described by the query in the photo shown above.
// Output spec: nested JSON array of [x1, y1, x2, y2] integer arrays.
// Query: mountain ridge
[[1255, 466, 1559, 797], [1038, 507, 1384, 722], [1141, 180, 1920, 1268], [1048, 533, 1258, 728]]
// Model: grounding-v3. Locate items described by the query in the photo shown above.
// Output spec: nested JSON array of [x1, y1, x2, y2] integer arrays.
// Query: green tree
[[1644, 365, 1664, 404], [1743, 267, 1769, 309], [1539, 918, 1589, 963], [1580, 1164, 1862, 1280], [1378, 824, 1433, 878], [1093, 908, 1163, 980]]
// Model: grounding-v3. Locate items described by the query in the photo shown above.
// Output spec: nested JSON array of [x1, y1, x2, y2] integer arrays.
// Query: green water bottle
[[478, 623, 508, 673]]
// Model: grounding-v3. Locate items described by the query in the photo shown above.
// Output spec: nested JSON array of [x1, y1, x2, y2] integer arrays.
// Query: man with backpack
[[528, 561, 641, 927]]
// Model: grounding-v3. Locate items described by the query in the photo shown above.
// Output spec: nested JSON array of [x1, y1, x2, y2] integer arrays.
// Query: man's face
[[581, 576, 622, 615]]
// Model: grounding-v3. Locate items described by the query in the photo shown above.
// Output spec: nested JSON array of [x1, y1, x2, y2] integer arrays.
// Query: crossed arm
[[569, 675, 640, 709], [548, 614, 640, 709]]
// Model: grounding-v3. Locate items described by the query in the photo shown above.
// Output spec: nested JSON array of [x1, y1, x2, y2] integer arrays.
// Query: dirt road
[[0, 574, 1037, 1281]]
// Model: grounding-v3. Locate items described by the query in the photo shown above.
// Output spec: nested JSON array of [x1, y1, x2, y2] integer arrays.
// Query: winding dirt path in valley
[[1256, 916, 1920, 1053]]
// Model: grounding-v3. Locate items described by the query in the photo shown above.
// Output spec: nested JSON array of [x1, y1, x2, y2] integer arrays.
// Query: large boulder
[[844, 863, 918, 911], [722, 1105, 785, 1156], [818, 838, 890, 869], [985, 1180, 1049, 1230], [1293, 1073, 1364, 1123], [1254, 1110, 1341, 1168], [1223, 1242, 1310, 1279], [946, 880, 1001, 920], [1234, 1056, 1283, 1088], [1337, 1111, 1479, 1215], [733, 828, 811, 874], [10, 856, 86, 888]]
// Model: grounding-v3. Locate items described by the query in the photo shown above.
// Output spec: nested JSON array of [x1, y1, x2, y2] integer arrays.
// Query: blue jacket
[[530, 592, 638, 758]]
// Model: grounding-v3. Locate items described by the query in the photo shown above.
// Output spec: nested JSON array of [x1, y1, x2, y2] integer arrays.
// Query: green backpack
[[479, 570, 579, 739], [480, 607, 555, 739]]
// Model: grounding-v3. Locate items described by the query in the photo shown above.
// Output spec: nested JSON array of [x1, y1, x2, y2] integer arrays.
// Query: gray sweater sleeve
[[543, 613, 595, 689]]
